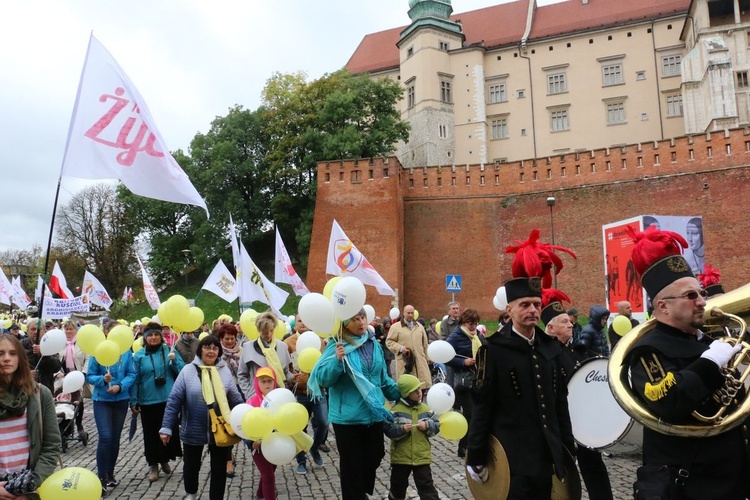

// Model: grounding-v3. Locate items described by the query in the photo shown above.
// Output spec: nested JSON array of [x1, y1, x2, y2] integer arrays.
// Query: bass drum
[[567, 357, 642, 454]]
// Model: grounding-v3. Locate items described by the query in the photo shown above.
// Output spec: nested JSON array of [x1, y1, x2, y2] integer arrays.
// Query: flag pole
[[38, 33, 95, 332]]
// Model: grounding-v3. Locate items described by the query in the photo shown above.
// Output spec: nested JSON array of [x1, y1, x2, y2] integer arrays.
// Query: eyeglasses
[[202, 345, 220, 351], [662, 289, 708, 301]]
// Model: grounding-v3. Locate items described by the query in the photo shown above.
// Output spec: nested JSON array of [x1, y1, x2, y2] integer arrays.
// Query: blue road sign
[[446, 274, 462, 293]]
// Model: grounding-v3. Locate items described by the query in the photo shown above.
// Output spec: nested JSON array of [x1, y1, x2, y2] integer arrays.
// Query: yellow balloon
[[3, 319, 11, 329], [298, 348, 322, 373], [20, 324, 27, 333], [273, 402, 309, 436], [38, 466, 102, 500], [438, 411, 468, 440], [108, 325, 134, 355], [141, 317, 151, 324], [157, 301, 175, 328], [240, 310, 259, 340], [132, 338, 144, 353], [181, 307, 204, 333], [323, 277, 342, 300], [242, 407, 274, 440], [318, 317, 340, 339], [274, 320, 287, 340], [199, 332, 210, 340], [94, 340, 121, 367], [414, 309, 419, 321], [612, 315, 632, 336], [169, 295, 191, 319], [77, 324, 105, 356]]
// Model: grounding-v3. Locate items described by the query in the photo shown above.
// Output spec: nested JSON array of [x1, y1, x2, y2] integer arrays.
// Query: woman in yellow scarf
[[236, 312, 294, 401]]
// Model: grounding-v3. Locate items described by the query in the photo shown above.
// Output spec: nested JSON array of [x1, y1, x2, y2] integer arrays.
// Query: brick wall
[[309, 128, 750, 321]]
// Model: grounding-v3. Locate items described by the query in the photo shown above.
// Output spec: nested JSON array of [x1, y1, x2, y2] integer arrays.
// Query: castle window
[[606, 101, 626, 125], [407, 47, 413, 58], [637, 71, 646, 80], [440, 79, 453, 104], [518, 89, 526, 98], [409, 179, 414, 188], [439, 41, 449, 51], [423, 178, 428, 187], [707, 146, 712, 158], [547, 169, 552, 179], [737, 71, 749, 89], [662, 55, 681, 78], [666, 94, 683, 117], [602, 63, 624, 86], [520, 172, 525, 182], [491, 118, 509, 140], [547, 73, 567, 94], [437, 177, 442, 187], [488, 83, 507, 103], [561, 166, 566, 177], [383, 168, 389, 178], [439, 124, 447, 138], [406, 81, 416, 109], [550, 109, 569, 132]]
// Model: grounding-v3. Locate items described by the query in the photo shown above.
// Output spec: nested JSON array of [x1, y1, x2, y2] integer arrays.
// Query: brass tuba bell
[[608, 282, 750, 437]]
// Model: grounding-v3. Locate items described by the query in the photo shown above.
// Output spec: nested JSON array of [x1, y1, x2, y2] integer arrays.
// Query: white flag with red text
[[82, 271, 113, 310], [326, 220, 395, 296], [274, 227, 309, 297], [10, 277, 31, 310], [50, 261, 74, 299], [61, 35, 207, 214], [137, 256, 161, 310], [0, 269, 13, 306]]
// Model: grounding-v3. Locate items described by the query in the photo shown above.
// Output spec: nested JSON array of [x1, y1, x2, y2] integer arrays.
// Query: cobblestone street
[[60, 409, 641, 499]]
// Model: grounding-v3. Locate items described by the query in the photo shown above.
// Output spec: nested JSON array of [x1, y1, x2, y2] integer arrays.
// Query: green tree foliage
[[120, 70, 409, 282]]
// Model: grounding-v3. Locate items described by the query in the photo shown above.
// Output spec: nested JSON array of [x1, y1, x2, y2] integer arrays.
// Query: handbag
[[454, 368, 474, 390], [195, 366, 241, 447]]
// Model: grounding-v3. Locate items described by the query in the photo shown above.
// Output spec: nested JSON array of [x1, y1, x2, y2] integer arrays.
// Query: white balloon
[[493, 295, 503, 311], [426, 383, 456, 414], [427, 340, 456, 364], [367, 325, 375, 335], [296, 331, 322, 353], [261, 388, 296, 415], [152, 315, 162, 325], [261, 432, 297, 465], [363, 305, 375, 325], [229, 403, 251, 439], [390, 307, 400, 321], [331, 277, 367, 321], [495, 286, 508, 310], [62, 371, 85, 394], [39, 329, 66, 356], [298, 293, 335, 334], [442, 314, 449, 321]]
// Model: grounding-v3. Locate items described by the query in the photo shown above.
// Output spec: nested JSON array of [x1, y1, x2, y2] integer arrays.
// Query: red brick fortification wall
[[306, 157, 404, 316], [309, 128, 750, 321]]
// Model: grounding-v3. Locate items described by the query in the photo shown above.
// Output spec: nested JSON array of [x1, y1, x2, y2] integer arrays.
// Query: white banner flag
[[201, 260, 238, 303], [137, 256, 161, 310], [0, 269, 13, 306], [61, 35, 207, 214], [238, 243, 288, 314], [34, 275, 43, 303], [275, 227, 309, 297], [41, 295, 90, 320], [326, 220, 395, 296], [82, 271, 113, 310], [122, 287, 128, 302], [10, 277, 31, 310]]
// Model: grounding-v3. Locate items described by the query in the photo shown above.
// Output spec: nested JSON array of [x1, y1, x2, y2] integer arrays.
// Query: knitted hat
[[541, 288, 572, 326], [698, 264, 724, 297], [255, 366, 276, 382], [397, 374, 425, 398], [627, 226, 693, 298]]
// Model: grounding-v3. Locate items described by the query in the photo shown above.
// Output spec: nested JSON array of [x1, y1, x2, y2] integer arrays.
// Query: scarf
[[460, 326, 483, 358], [0, 386, 29, 419], [198, 365, 232, 418], [65, 336, 77, 372], [257, 338, 285, 387], [222, 343, 241, 377], [308, 334, 392, 423]]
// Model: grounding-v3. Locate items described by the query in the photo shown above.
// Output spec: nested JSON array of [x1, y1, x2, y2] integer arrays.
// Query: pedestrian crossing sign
[[446, 274, 462, 293]]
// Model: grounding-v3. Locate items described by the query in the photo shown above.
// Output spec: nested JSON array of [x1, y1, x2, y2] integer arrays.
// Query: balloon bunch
[[77, 323, 133, 367], [228, 388, 313, 466], [157, 295, 204, 333], [424, 382, 469, 440]]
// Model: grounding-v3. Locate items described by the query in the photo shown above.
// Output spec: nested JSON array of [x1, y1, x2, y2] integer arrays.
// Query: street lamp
[[181, 249, 191, 287], [546, 196, 557, 288]]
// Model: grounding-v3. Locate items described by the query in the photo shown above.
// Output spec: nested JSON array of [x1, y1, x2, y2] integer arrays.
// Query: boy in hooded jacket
[[384, 374, 440, 500]]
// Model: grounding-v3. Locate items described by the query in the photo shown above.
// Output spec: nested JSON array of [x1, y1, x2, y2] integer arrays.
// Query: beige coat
[[386, 321, 432, 387]]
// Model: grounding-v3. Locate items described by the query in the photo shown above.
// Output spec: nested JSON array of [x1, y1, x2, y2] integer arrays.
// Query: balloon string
[[34, 357, 43, 371]]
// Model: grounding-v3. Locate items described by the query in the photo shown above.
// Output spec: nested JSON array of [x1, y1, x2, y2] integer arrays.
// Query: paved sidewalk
[[61, 409, 640, 499]]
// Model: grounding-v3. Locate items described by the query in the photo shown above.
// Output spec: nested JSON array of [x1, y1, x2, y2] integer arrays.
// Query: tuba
[[608, 282, 750, 437]]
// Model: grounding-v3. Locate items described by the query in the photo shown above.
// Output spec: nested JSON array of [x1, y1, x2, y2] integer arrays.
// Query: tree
[[56, 183, 138, 294]]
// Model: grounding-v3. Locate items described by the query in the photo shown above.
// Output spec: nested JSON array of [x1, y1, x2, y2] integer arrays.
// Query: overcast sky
[[0, 0, 561, 253]]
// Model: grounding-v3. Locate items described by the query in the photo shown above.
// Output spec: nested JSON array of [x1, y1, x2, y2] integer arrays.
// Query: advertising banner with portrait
[[602, 215, 704, 323]]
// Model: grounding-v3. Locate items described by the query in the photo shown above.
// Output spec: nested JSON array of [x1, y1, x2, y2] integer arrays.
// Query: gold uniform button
[[536, 375, 541, 379]]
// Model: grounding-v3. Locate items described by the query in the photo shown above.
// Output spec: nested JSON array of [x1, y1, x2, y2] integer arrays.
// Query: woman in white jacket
[[57, 320, 89, 433]]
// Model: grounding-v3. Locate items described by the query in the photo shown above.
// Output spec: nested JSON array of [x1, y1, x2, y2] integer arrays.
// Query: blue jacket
[[575, 305, 611, 357], [130, 345, 185, 407], [445, 326, 480, 371], [312, 336, 399, 425], [86, 350, 136, 402], [159, 357, 244, 446]]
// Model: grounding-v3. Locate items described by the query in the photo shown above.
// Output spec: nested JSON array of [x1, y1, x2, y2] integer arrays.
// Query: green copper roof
[[401, 0, 463, 40]]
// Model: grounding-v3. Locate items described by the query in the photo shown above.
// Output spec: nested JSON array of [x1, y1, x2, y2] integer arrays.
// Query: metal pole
[[549, 204, 557, 288]]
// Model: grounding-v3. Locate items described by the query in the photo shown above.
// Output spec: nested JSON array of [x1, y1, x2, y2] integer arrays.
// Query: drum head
[[567, 357, 633, 449]]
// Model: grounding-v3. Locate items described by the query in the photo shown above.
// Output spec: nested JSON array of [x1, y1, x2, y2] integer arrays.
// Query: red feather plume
[[626, 225, 688, 276], [505, 229, 577, 288], [697, 264, 721, 288], [541, 288, 571, 309]]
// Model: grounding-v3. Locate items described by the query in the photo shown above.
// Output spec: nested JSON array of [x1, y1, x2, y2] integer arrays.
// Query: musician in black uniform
[[543, 294, 613, 500], [466, 276, 575, 499], [627, 227, 749, 500]]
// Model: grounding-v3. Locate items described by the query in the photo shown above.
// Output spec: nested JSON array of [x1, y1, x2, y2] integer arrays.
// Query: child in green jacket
[[384, 374, 440, 500]]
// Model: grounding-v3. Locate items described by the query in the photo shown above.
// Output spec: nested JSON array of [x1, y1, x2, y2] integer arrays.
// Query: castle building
[[345, 0, 750, 167]]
